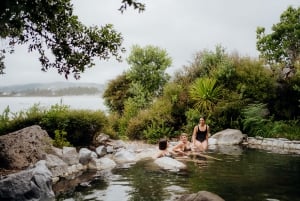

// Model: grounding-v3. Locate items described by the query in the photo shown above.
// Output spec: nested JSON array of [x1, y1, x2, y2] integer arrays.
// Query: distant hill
[[0, 82, 106, 97]]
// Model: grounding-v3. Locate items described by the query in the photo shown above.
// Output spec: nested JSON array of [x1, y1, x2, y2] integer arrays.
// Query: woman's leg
[[201, 140, 208, 151], [194, 140, 208, 152]]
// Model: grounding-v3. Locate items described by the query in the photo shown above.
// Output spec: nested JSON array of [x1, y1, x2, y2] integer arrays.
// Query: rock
[[113, 149, 137, 163], [106, 145, 114, 153], [154, 157, 186, 171], [208, 145, 243, 155], [95, 145, 107, 157], [209, 129, 246, 145], [62, 147, 79, 165], [0, 160, 55, 201], [79, 148, 93, 165], [174, 190, 225, 201], [93, 133, 110, 146], [88, 157, 116, 170], [136, 148, 157, 160], [45, 154, 69, 178], [0, 125, 52, 170]]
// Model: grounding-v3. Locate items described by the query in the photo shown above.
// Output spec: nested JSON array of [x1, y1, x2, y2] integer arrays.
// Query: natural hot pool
[[54, 147, 300, 201]]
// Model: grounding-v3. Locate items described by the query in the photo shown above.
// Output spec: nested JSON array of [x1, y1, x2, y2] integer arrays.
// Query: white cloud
[[0, 0, 298, 86]]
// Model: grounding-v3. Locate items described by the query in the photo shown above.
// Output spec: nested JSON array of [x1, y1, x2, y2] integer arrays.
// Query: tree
[[126, 45, 172, 98], [0, 0, 145, 79], [103, 45, 172, 114], [256, 6, 300, 76], [103, 73, 131, 114]]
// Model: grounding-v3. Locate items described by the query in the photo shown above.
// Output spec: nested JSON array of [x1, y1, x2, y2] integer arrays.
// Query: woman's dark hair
[[158, 139, 168, 150]]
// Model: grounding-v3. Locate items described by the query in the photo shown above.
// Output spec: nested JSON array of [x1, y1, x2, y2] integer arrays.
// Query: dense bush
[[0, 103, 108, 147], [126, 98, 174, 142]]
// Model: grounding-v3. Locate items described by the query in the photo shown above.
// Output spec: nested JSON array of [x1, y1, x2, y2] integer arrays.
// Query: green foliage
[[242, 103, 300, 139], [0, 104, 45, 135], [189, 77, 222, 114], [212, 57, 238, 89], [0, 102, 108, 146], [118, 96, 145, 137], [162, 82, 190, 131], [173, 45, 227, 86], [126, 98, 174, 141], [268, 120, 300, 140], [143, 122, 173, 144], [52, 129, 72, 148], [199, 45, 227, 75], [235, 58, 276, 102], [41, 107, 107, 147], [241, 103, 271, 136], [184, 108, 202, 134], [0, 106, 11, 134], [0, 0, 144, 78], [256, 6, 300, 71], [127, 45, 172, 97], [103, 73, 131, 114], [103, 112, 121, 139]]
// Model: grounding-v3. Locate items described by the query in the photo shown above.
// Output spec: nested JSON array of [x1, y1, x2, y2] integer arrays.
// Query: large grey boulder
[[209, 129, 246, 145], [62, 147, 79, 165], [45, 154, 69, 178], [88, 157, 116, 170], [0, 160, 55, 201], [0, 125, 52, 170], [78, 148, 94, 165], [174, 190, 224, 201], [154, 157, 186, 171], [113, 149, 137, 163]]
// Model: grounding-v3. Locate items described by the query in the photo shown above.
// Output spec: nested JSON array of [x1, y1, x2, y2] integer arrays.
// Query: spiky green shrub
[[189, 77, 222, 114]]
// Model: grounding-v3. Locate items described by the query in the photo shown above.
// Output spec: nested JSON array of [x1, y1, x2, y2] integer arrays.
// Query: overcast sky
[[0, 0, 299, 86]]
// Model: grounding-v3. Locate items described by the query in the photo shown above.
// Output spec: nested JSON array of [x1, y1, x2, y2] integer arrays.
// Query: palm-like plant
[[189, 77, 222, 113]]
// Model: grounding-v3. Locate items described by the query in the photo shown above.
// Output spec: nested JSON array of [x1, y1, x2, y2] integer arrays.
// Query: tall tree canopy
[[256, 6, 300, 74], [0, 0, 145, 79], [126, 45, 172, 97], [103, 45, 172, 114]]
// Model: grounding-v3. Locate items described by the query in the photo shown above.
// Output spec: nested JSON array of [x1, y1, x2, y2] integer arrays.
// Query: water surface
[[55, 147, 300, 201]]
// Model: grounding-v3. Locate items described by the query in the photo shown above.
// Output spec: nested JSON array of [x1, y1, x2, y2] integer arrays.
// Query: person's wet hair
[[158, 139, 168, 150], [181, 133, 188, 137]]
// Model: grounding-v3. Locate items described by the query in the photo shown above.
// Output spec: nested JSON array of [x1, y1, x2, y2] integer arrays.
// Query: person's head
[[180, 133, 188, 142], [199, 117, 206, 125], [158, 139, 168, 150]]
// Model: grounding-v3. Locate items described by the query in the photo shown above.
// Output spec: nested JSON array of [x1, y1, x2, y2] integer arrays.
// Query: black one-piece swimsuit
[[196, 125, 207, 142]]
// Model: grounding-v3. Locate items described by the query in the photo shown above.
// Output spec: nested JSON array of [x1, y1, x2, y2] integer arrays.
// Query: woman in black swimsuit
[[192, 117, 210, 152]]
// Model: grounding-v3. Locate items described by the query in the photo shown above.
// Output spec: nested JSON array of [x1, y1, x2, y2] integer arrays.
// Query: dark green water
[[55, 147, 300, 201]]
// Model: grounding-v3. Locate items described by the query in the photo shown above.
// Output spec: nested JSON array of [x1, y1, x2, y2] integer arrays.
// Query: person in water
[[172, 133, 192, 156], [192, 117, 210, 152], [154, 139, 174, 158]]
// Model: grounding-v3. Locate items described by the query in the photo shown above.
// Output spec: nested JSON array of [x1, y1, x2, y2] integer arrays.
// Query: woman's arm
[[192, 126, 197, 146], [206, 125, 210, 140], [153, 150, 162, 159], [172, 141, 183, 152]]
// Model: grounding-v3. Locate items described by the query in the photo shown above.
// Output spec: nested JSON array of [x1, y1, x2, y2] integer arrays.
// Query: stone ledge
[[246, 137, 300, 154]]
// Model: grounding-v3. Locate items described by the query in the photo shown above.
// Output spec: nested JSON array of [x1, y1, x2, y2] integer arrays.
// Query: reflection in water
[[55, 148, 300, 201]]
